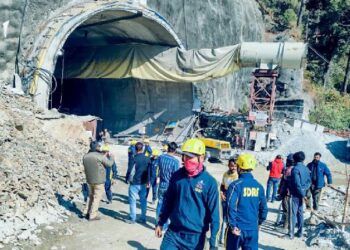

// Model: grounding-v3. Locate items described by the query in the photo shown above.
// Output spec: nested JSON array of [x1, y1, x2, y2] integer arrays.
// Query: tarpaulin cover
[[63, 44, 241, 82]]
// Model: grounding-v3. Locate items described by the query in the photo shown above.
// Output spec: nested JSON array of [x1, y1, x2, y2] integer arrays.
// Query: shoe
[[106, 200, 112, 204], [125, 219, 136, 224], [89, 216, 101, 221], [282, 234, 294, 240], [295, 231, 303, 238], [137, 218, 146, 224]]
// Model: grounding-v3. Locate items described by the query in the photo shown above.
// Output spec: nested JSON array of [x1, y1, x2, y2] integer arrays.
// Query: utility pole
[[342, 50, 350, 94]]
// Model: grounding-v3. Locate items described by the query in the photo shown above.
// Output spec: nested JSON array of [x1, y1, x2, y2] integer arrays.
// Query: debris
[[0, 86, 87, 245]]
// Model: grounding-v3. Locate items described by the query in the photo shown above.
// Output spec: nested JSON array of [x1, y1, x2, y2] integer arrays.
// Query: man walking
[[225, 153, 268, 250], [219, 156, 239, 245], [288, 151, 311, 239], [306, 152, 332, 211], [155, 138, 220, 250], [146, 149, 161, 204], [126, 142, 151, 224], [266, 155, 284, 203], [83, 142, 115, 221], [156, 142, 180, 229]]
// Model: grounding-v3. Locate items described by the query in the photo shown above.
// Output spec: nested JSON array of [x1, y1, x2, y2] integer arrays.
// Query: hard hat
[[130, 139, 137, 145], [162, 144, 168, 152], [152, 149, 161, 157], [101, 144, 111, 152], [181, 138, 206, 157], [144, 138, 150, 144], [236, 153, 256, 170]]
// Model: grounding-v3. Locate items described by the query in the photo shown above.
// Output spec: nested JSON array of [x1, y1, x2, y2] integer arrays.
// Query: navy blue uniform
[[226, 173, 268, 250], [158, 167, 220, 249], [147, 158, 159, 201]]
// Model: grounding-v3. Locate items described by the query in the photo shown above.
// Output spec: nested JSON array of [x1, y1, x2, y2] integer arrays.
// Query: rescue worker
[[288, 151, 311, 239], [101, 144, 118, 204], [143, 138, 153, 157], [306, 152, 332, 211], [266, 155, 284, 202], [126, 142, 151, 224], [127, 139, 137, 181], [225, 153, 268, 250], [83, 142, 115, 221], [146, 149, 161, 204], [155, 142, 180, 229], [219, 156, 239, 245], [155, 138, 220, 250]]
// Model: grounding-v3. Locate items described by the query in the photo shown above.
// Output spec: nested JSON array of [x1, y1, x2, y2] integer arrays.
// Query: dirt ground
[[15, 144, 346, 250]]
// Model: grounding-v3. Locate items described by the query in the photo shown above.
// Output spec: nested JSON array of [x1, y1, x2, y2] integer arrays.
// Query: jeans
[[105, 167, 113, 202], [146, 178, 158, 201], [219, 201, 228, 243], [226, 229, 258, 250], [128, 184, 147, 221], [156, 188, 169, 229], [290, 195, 303, 237], [160, 228, 206, 250], [266, 177, 280, 202]]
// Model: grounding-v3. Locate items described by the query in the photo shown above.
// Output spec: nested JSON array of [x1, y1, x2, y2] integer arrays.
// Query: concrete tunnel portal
[[33, 3, 193, 137]]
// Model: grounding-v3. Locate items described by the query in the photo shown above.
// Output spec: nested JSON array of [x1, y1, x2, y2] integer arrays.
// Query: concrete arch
[[26, 1, 184, 108]]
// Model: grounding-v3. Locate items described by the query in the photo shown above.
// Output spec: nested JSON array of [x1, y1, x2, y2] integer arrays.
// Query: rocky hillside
[[0, 85, 87, 245]]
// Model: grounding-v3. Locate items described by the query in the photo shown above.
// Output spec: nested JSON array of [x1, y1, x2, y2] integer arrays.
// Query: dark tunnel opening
[[50, 9, 193, 136]]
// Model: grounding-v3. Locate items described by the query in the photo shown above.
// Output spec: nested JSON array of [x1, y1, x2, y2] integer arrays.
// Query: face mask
[[184, 158, 203, 177]]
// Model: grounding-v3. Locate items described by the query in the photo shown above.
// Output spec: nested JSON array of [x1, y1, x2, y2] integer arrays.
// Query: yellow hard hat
[[152, 149, 161, 157], [236, 153, 256, 170], [162, 144, 168, 152], [101, 144, 111, 152], [130, 139, 137, 145], [181, 138, 206, 157], [144, 138, 150, 144]]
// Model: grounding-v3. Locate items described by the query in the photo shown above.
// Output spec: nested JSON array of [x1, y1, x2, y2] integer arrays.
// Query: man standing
[[225, 153, 268, 250], [219, 156, 239, 245], [288, 151, 311, 239], [266, 155, 284, 203], [83, 142, 115, 221], [101, 144, 118, 204], [155, 139, 220, 250], [306, 152, 332, 211], [126, 142, 151, 224], [146, 149, 161, 204], [156, 142, 180, 229], [127, 139, 137, 179]]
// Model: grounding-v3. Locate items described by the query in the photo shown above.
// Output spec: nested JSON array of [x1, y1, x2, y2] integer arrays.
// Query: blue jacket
[[226, 173, 268, 231], [158, 168, 220, 248], [307, 161, 332, 189], [290, 162, 311, 198], [128, 145, 136, 160], [158, 154, 180, 190], [144, 145, 153, 157], [148, 157, 159, 182]]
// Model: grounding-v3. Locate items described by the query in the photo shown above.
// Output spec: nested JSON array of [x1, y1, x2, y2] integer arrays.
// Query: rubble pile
[[0, 86, 87, 245], [305, 187, 350, 249]]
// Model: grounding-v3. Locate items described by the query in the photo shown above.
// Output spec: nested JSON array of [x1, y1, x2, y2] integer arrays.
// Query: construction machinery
[[199, 138, 232, 160]]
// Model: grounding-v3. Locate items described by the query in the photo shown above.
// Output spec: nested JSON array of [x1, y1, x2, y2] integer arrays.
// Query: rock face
[[0, 85, 87, 245], [148, 0, 264, 111], [0, 0, 263, 112]]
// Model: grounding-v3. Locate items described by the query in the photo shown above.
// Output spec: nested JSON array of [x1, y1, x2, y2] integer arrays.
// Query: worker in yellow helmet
[[101, 143, 118, 204], [143, 138, 152, 157], [155, 138, 220, 250], [225, 153, 268, 250], [146, 149, 162, 204]]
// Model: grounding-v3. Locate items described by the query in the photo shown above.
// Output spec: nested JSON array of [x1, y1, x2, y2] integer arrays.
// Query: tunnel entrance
[[47, 6, 193, 136]]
